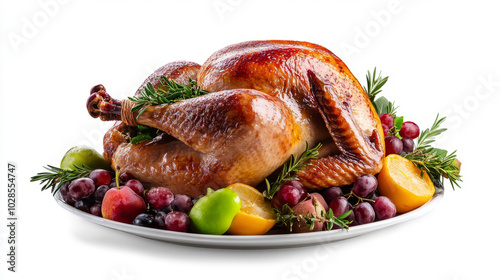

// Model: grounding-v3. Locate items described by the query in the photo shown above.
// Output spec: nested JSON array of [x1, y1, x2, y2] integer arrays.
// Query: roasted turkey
[[87, 40, 385, 197]]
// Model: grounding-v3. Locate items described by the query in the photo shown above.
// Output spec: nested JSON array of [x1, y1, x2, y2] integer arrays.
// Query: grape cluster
[[379, 113, 420, 156], [325, 174, 396, 227], [271, 175, 397, 231], [59, 169, 199, 233]]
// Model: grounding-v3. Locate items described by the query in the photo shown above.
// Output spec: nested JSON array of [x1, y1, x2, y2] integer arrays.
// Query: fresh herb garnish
[[273, 204, 352, 232], [263, 142, 322, 200], [363, 67, 389, 103], [363, 68, 398, 116], [364, 68, 462, 190], [130, 125, 161, 145], [128, 77, 209, 119], [404, 115, 462, 189], [30, 165, 94, 195]]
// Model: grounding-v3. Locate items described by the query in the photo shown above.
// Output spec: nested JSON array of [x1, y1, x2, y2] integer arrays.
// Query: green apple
[[189, 188, 241, 235]]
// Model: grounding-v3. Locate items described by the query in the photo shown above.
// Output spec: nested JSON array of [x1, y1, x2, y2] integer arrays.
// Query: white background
[[1, 1, 499, 280]]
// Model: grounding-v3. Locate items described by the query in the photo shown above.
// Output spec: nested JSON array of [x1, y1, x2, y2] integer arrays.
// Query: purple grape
[[89, 169, 111, 186], [322, 186, 343, 205], [165, 211, 189, 232], [352, 174, 378, 198], [59, 182, 70, 200], [329, 197, 356, 229], [133, 213, 154, 228], [64, 195, 77, 206], [119, 172, 134, 183], [74, 200, 90, 213], [154, 211, 167, 229], [400, 121, 420, 139], [274, 181, 308, 208], [329, 196, 350, 217], [93, 185, 110, 202], [170, 194, 194, 213], [146, 187, 174, 210], [385, 136, 403, 155], [402, 138, 414, 153], [68, 178, 95, 199], [90, 204, 102, 217], [374, 196, 396, 220], [354, 202, 375, 225], [125, 179, 144, 196], [192, 195, 204, 205]]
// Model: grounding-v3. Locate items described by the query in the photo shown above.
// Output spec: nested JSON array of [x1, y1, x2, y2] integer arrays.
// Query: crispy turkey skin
[[89, 40, 385, 197]]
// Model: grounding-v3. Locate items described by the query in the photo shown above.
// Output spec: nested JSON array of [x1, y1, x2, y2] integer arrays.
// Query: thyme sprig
[[30, 165, 95, 195], [263, 142, 322, 200], [129, 77, 209, 118], [273, 204, 352, 232], [404, 114, 462, 189]]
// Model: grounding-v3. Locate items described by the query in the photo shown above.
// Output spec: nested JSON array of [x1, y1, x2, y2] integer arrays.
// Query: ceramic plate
[[55, 188, 444, 249]]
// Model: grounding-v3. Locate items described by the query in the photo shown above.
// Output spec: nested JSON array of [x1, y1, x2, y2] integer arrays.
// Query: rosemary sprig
[[130, 125, 162, 145], [263, 142, 322, 200], [363, 67, 389, 103], [405, 150, 462, 190], [30, 165, 95, 195], [129, 77, 209, 118], [412, 114, 447, 152], [404, 114, 462, 189], [273, 204, 352, 232]]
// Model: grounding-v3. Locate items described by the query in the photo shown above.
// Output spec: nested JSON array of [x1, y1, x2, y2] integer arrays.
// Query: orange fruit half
[[377, 154, 435, 213], [226, 183, 276, 235]]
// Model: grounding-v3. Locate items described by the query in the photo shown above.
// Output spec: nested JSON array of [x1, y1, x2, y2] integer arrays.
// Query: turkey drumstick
[[87, 85, 299, 197]]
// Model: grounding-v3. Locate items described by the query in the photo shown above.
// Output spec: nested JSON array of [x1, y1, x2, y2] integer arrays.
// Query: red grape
[[382, 124, 390, 137], [354, 202, 375, 225], [322, 186, 343, 205], [352, 174, 378, 198], [275, 183, 307, 208], [125, 179, 144, 196], [170, 194, 194, 213], [385, 136, 403, 155], [89, 169, 111, 186], [374, 196, 396, 220], [400, 121, 420, 139], [401, 138, 415, 153], [90, 204, 102, 217], [69, 178, 95, 199], [329, 196, 350, 217], [146, 187, 174, 210], [119, 172, 134, 183], [165, 211, 189, 232], [329, 196, 356, 228], [379, 113, 395, 128]]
